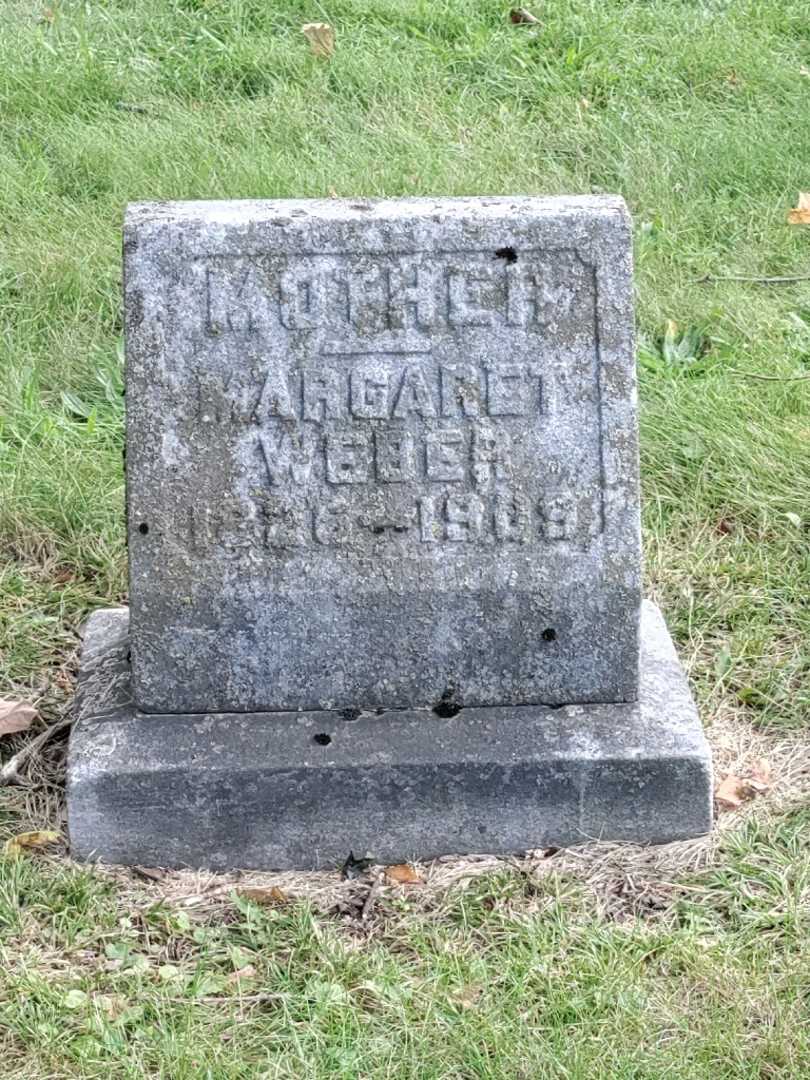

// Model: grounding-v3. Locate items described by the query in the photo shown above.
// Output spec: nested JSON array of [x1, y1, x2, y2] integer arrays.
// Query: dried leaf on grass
[[385, 863, 423, 885], [715, 774, 746, 809], [788, 193, 810, 225], [452, 984, 483, 1010], [302, 22, 335, 58], [227, 964, 257, 984], [510, 8, 540, 24], [745, 758, 773, 794], [4, 830, 61, 857], [237, 885, 288, 905], [715, 759, 772, 810], [132, 866, 168, 883], [0, 698, 37, 738]]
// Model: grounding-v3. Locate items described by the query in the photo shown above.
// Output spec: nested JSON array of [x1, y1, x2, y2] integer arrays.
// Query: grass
[[2, 809, 810, 1079], [1, 0, 810, 1075]]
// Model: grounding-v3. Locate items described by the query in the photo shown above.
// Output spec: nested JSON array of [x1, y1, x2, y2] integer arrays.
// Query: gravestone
[[68, 197, 712, 870]]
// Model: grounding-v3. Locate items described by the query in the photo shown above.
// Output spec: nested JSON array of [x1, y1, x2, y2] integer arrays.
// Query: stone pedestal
[[69, 602, 711, 870], [67, 196, 712, 868]]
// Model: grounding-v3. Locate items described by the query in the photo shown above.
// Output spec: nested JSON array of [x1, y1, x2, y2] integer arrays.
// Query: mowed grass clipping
[[1, 1, 810, 1077]]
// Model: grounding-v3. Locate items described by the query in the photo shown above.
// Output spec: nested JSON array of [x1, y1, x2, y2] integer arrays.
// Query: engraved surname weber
[[258, 424, 513, 488]]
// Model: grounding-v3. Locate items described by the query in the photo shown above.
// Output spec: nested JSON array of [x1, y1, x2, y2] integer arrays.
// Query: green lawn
[[1, 1, 810, 1076]]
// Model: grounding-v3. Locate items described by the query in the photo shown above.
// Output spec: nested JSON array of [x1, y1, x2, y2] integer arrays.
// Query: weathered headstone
[[68, 197, 712, 870]]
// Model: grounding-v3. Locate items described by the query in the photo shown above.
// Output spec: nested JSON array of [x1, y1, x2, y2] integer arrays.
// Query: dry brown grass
[[3, 694, 805, 930]]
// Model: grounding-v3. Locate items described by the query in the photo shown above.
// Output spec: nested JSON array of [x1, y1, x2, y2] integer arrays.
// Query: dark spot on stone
[[341, 850, 373, 879], [433, 684, 462, 718], [494, 246, 518, 264], [542, 627, 557, 642], [138, 522, 149, 535], [126, 650, 131, 664], [341, 707, 361, 722], [313, 733, 332, 746], [375, 707, 386, 715], [478, 824, 487, 834], [372, 523, 409, 536], [127, 288, 144, 330]]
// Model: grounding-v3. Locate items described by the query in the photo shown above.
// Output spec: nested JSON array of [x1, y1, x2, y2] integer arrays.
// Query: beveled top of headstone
[[124, 196, 640, 715]]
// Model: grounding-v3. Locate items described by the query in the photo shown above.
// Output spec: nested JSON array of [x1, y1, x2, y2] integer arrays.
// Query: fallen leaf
[[0, 698, 37, 738], [510, 7, 540, 24], [788, 193, 810, 225], [158, 964, 181, 981], [715, 774, 745, 809], [132, 866, 167, 883], [385, 863, 423, 885], [302, 22, 335, 58], [452, 984, 483, 1009], [800, 66, 810, 78], [227, 964, 257, 984], [716, 761, 772, 810], [237, 885, 288, 905], [63, 989, 88, 1009], [743, 758, 772, 795], [4, 830, 61, 857]]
